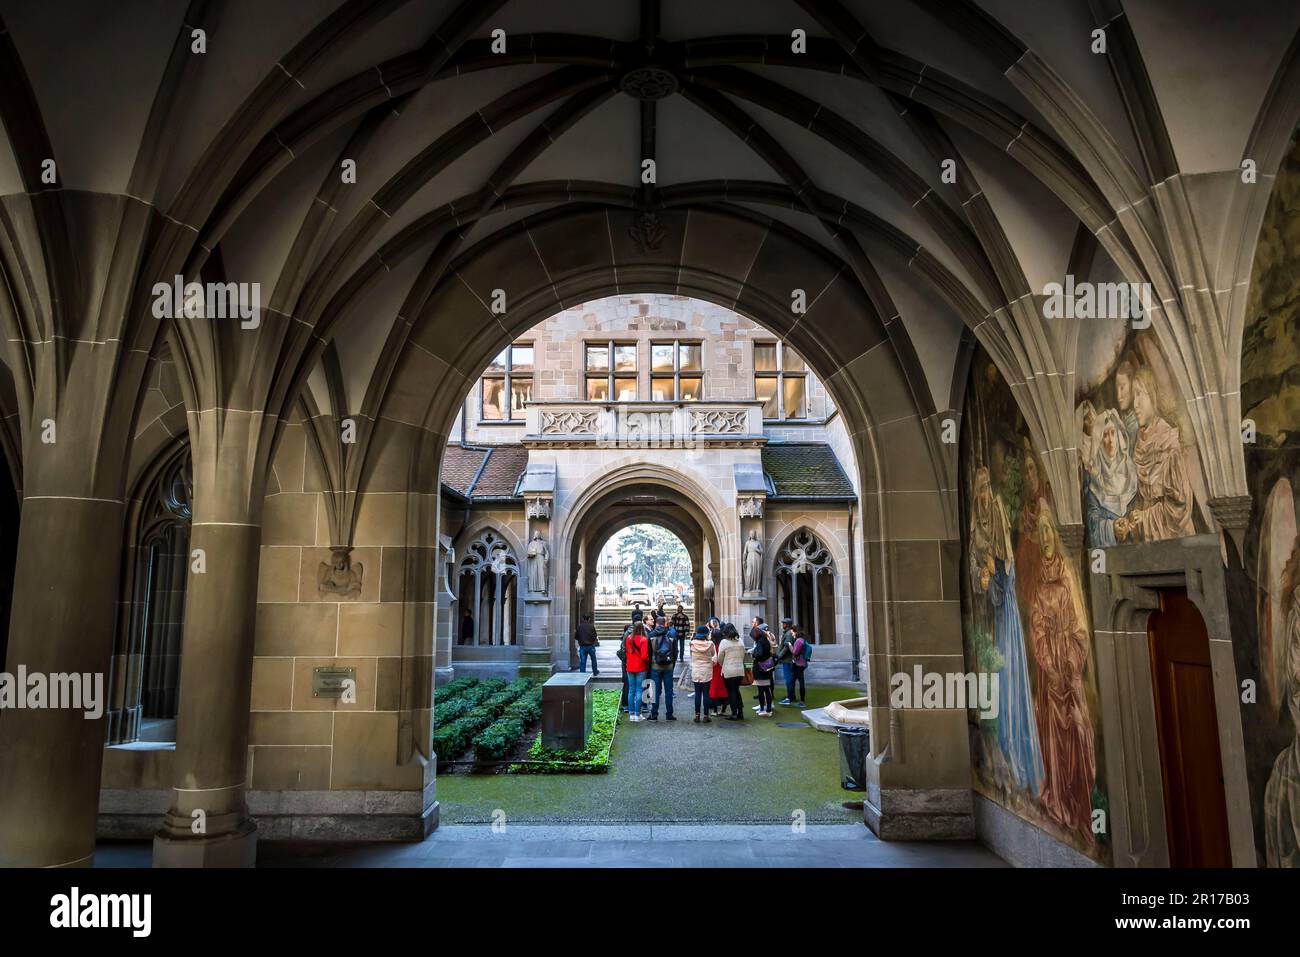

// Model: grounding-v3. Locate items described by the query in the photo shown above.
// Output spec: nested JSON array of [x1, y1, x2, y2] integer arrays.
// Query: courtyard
[[438, 683, 865, 826]]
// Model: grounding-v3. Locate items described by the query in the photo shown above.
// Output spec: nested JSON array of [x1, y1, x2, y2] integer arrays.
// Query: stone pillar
[[153, 413, 267, 867], [519, 493, 554, 680], [735, 490, 767, 632], [0, 494, 125, 867], [434, 533, 455, 684]]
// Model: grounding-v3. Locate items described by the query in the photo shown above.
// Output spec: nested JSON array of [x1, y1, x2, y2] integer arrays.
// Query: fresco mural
[[960, 353, 1109, 862], [1240, 127, 1300, 868], [1075, 324, 1214, 549]]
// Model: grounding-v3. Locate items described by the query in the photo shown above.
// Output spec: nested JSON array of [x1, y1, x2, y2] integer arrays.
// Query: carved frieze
[[689, 408, 747, 434], [540, 409, 599, 434]]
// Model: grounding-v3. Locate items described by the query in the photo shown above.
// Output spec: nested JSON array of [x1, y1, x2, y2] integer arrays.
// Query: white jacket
[[715, 637, 746, 678]]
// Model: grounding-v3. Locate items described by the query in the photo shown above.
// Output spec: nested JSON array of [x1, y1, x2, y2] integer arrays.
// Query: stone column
[[434, 533, 455, 684], [0, 493, 125, 867], [153, 411, 268, 867], [735, 492, 767, 632], [519, 494, 554, 680]]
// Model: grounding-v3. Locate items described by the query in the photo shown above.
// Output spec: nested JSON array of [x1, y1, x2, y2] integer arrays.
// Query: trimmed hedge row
[[472, 717, 526, 760], [471, 685, 544, 761], [434, 678, 537, 763], [437, 676, 477, 702]]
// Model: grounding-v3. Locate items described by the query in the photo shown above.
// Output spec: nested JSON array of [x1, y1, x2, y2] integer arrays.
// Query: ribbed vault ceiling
[[0, 0, 1296, 479]]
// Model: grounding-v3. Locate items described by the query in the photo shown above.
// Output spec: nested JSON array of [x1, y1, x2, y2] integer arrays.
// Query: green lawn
[[437, 683, 865, 824]]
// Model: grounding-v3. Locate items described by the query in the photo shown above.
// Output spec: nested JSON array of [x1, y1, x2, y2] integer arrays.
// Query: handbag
[[742, 666, 754, 686]]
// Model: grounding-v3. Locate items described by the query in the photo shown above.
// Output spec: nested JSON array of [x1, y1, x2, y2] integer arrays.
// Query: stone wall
[[457, 293, 836, 443]]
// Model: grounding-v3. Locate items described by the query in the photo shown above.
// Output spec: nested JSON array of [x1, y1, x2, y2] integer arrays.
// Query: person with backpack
[[787, 625, 812, 707], [776, 617, 797, 706], [646, 615, 677, 721], [715, 623, 748, 720], [623, 621, 651, 722], [689, 628, 717, 722], [749, 624, 776, 716]]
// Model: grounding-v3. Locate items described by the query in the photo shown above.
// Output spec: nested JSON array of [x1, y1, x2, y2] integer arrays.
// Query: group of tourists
[[574, 604, 814, 723]]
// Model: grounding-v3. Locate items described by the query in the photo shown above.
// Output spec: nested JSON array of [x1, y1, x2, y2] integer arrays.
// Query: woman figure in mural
[[1265, 538, 1300, 867], [1029, 510, 1097, 844], [526, 531, 549, 594], [1114, 367, 1195, 543], [1016, 437, 1053, 602], [1084, 408, 1139, 547], [969, 467, 1045, 794], [1114, 360, 1139, 453]]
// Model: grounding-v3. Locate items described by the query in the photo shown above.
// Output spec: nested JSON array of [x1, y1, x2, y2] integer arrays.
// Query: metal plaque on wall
[[312, 667, 357, 699]]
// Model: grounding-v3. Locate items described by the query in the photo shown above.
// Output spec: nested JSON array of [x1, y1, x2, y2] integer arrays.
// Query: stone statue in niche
[[318, 548, 363, 599], [742, 529, 764, 594], [526, 531, 550, 594]]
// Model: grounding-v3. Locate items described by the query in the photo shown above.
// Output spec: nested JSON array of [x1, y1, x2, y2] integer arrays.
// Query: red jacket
[[624, 633, 650, 672]]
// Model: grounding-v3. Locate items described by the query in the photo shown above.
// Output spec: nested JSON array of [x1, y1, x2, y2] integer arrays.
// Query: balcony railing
[[522, 400, 765, 447]]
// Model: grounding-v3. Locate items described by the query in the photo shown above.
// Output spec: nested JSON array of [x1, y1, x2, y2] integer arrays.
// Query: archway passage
[[589, 522, 696, 678], [426, 292, 880, 828]]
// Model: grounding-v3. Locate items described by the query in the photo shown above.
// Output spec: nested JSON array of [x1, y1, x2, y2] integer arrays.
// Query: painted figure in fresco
[[1016, 437, 1053, 602], [969, 467, 1045, 794], [1114, 360, 1139, 452], [1029, 510, 1097, 843], [1265, 538, 1300, 867], [1114, 367, 1195, 543], [1084, 408, 1139, 547], [1077, 400, 1099, 469]]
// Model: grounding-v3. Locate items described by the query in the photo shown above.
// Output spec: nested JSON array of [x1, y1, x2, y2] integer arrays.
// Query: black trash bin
[[836, 726, 869, 791]]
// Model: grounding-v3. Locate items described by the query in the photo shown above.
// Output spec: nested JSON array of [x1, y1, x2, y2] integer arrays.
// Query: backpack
[[792, 636, 809, 666], [653, 633, 673, 666]]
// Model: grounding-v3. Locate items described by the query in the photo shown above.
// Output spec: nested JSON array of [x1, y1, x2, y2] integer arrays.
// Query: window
[[774, 528, 835, 643], [650, 340, 703, 401], [481, 344, 533, 421], [456, 530, 518, 646], [754, 342, 807, 419], [585, 341, 637, 401], [107, 451, 192, 745]]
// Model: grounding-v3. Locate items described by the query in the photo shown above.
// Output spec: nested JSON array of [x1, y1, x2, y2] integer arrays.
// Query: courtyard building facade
[[436, 294, 863, 684]]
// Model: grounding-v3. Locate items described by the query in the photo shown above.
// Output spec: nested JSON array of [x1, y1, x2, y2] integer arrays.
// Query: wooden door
[[1146, 590, 1232, 867]]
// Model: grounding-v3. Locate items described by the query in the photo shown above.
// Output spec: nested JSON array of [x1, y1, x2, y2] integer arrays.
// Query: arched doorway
[[384, 205, 967, 840]]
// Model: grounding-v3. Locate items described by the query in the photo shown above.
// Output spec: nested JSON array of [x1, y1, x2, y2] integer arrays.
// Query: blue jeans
[[578, 645, 597, 674], [627, 672, 645, 716], [650, 669, 674, 718], [782, 663, 794, 700]]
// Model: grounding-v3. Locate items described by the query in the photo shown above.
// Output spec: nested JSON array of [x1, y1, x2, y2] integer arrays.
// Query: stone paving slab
[[96, 824, 1006, 868]]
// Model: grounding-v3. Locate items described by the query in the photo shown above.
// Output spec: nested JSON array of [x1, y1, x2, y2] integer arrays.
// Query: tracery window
[[773, 528, 835, 644], [456, 530, 519, 646], [110, 452, 192, 744]]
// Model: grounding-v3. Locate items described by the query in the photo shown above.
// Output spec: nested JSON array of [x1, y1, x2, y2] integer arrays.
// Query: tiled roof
[[439, 444, 528, 500], [472, 446, 530, 498], [440, 445, 488, 496], [762, 443, 855, 499]]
